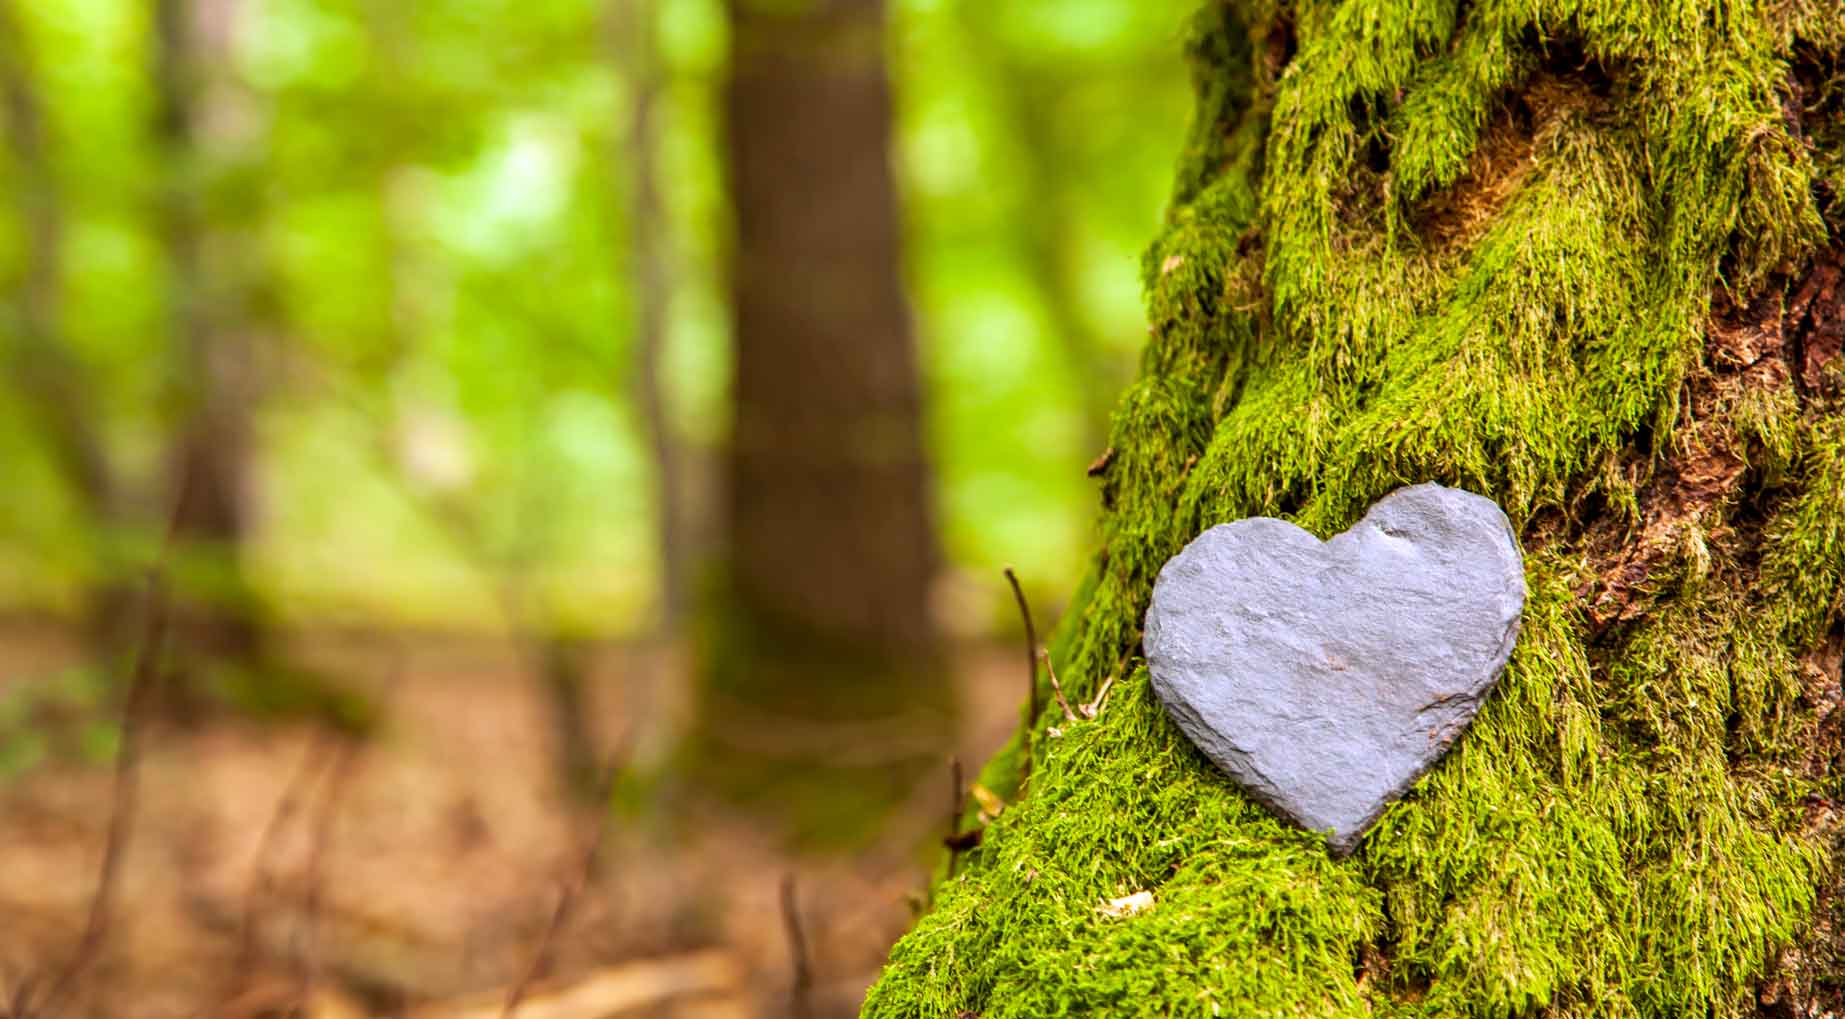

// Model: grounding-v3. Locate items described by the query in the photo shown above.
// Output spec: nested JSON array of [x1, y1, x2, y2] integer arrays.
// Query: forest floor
[[0, 622, 1024, 1019]]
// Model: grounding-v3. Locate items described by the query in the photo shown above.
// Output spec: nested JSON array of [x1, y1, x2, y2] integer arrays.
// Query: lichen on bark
[[864, 1, 1845, 1015]]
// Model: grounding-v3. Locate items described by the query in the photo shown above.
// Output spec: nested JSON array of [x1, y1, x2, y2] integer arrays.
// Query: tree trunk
[[614, 0, 691, 637], [704, 0, 949, 838], [152, 0, 268, 690], [0, 0, 139, 655], [867, 3, 1845, 1016]]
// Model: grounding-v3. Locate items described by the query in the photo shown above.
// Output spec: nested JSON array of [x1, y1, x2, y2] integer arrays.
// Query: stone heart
[[1143, 483, 1525, 855]]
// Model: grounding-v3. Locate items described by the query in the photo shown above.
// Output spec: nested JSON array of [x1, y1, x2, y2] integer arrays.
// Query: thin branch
[[233, 733, 332, 975], [28, 550, 176, 1018], [1080, 674, 1117, 720], [295, 732, 363, 1008], [1003, 567, 1039, 784], [779, 874, 813, 1019], [944, 757, 964, 880], [610, 0, 688, 636], [5, 969, 35, 1019], [500, 754, 624, 1019], [1041, 649, 1077, 724]]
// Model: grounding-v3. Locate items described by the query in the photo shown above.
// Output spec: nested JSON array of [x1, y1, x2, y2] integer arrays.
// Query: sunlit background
[[1, 0, 1188, 634], [0, 1, 1193, 1013]]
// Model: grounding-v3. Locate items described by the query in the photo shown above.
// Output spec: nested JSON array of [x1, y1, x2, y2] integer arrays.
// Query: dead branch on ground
[[24, 473, 193, 1019], [944, 757, 966, 879], [499, 753, 625, 1019], [296, 733, 365, 1008], [779, 874, 813, 1019]]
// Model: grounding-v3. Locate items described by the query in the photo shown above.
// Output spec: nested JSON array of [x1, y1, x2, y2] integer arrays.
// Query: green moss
[[865, 1, 1845, 1016]]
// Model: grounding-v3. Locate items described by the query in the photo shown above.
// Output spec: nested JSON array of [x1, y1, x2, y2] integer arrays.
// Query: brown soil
[[0, 622, 1025, 1019]]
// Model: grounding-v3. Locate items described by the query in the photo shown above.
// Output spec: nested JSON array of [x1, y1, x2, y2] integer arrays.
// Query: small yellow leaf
[[970, 783, 1006, 818]]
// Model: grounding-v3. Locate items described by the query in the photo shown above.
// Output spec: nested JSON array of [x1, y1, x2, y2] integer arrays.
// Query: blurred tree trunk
[[866, 3, 1845, 1015], [615, 0, 689, 637], [705, 0, 950, 838], [152, 0, 268, 694], [0, 0, 139, 654]]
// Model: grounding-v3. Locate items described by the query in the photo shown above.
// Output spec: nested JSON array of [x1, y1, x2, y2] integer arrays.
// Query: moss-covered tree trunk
[[867, 2, 1845, 1015], [702, 0, 950, 839]]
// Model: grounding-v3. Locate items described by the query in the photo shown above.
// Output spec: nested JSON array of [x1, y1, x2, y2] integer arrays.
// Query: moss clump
[[864, 2, 1845, 1016]]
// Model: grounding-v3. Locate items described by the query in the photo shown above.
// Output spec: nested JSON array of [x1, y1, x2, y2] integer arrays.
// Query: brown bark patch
[[1574, 248, 1845, 634], [1758, 627, 1845, 1018], [1575, 437, 1746, 633], [1412, 75, 1601, 254], [1791, 256, 1844, 394]]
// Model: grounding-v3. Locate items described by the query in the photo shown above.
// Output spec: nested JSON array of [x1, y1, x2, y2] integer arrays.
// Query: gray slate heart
[[1143, 483, 1525, 855]]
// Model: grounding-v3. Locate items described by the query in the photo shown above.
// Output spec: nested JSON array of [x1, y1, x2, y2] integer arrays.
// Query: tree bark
[[705, 0, 949, 837], [152, 0, 268, 688], [867, 2, 1845, 1015], [614, 0, 690, 638]]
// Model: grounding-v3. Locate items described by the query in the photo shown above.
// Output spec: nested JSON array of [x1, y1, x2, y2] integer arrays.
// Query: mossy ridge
[[865, 1, 1845, 1016]]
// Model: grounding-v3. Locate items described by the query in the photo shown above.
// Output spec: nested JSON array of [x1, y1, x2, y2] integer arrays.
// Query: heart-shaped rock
[[1143, 483, 1525, 855]]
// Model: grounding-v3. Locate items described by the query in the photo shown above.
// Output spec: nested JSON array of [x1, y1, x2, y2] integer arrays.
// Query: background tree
[[151, 0, 272, 695], [701, 0, 949, 834], [868, 2, 1845, 1015], [0, 0, 1188, 659], [614, 0, 690, 638]]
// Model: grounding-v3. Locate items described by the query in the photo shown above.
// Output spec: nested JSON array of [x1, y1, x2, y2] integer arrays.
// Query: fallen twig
[[779, 874, 813, 1019], [1002, 568, 1039, 785], [4, 969, 35, 1019], [500, 754, 624, 1019], [297, 732, 364, 1008], [944, 757, 965, 879], [23, 466, 198, 1019], [25, 567, 168, 1019], [209, 730, 335, 1015], [235, 733, 334, 970]]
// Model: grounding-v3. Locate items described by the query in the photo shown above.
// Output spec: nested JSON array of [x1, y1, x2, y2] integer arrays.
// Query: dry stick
[[1041, 649, 1077, 723], [295, 732, 363, 1009], [28, 572, 171, 1019], [1002, 568, 1039, 785], [945, 757, 965, 880], [5, 969, 36, 1019], [1082, 673, 1118, 720], [27, 471, 199, 1019], [779, 874, 814, 1019], [231, 732, 334, 978], [499, 753, 625, 1019]]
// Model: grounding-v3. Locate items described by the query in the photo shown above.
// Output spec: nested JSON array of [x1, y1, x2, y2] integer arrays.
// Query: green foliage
[[0, 663, 117, 779], [900, 0, 1190, 603], [866, 1, 1845, 1015], [0, 0, 1190, 633]]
